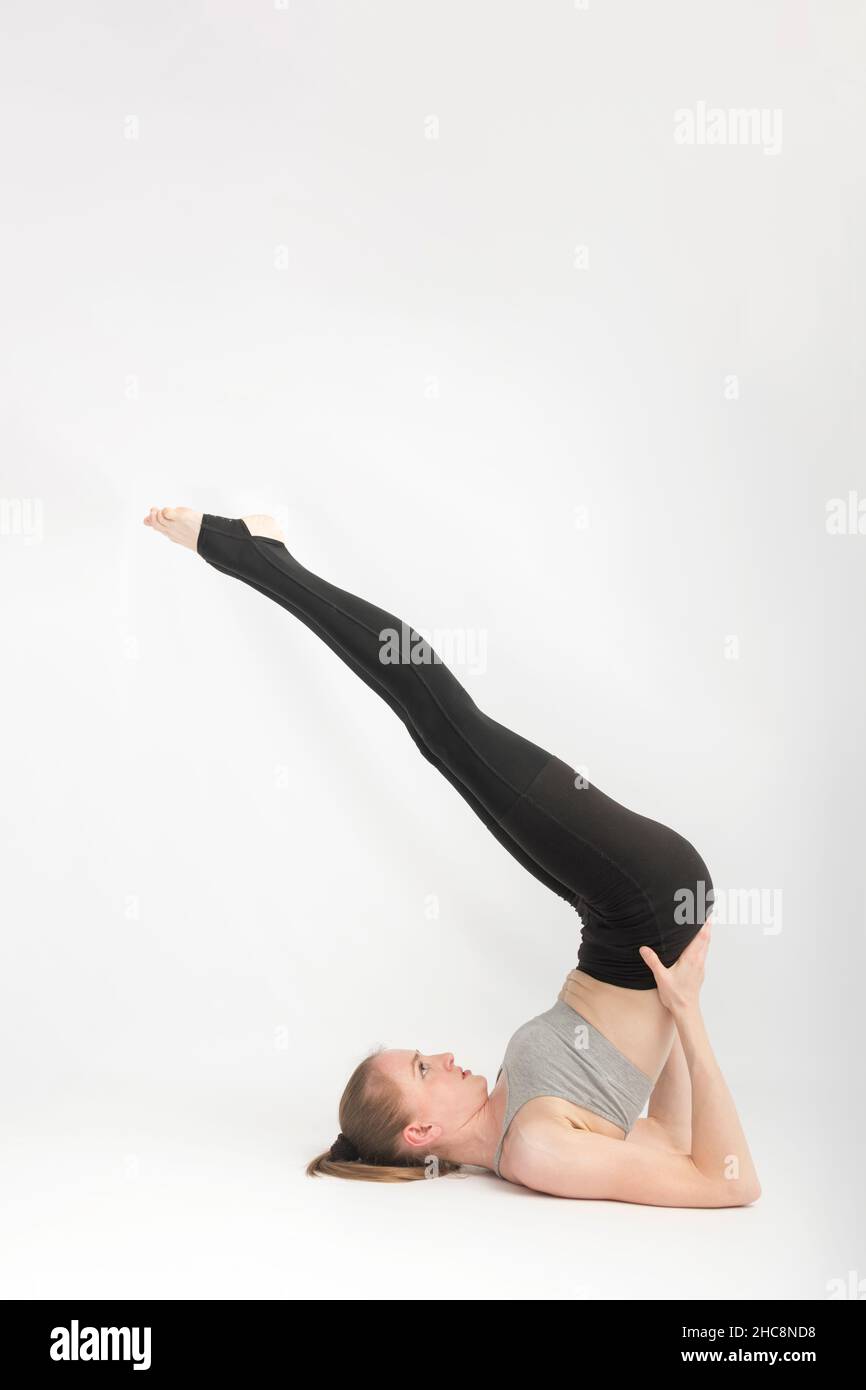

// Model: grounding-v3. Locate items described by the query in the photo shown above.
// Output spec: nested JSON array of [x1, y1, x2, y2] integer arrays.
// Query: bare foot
[[143, 508, 285, 550], [143, 506, 203, 551]]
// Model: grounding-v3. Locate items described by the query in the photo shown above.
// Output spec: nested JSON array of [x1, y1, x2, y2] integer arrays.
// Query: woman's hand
[[639, 919, 712, 1016]]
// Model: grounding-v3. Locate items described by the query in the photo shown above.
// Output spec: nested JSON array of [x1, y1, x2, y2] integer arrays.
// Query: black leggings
[[197, 514, 714, 989]]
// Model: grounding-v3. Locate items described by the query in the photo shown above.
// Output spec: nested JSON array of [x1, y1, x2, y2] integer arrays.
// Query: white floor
[[1, 1065, 857, 1301]]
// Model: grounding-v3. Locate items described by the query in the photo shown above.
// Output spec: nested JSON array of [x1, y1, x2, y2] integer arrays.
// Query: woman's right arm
[[673, 1002, 761, 1196], [505, 1119, 760, 1207], [640, 920, 761, 1199]]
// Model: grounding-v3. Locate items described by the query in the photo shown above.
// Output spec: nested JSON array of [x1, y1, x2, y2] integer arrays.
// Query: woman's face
[[375, 1049, 489, 1156]]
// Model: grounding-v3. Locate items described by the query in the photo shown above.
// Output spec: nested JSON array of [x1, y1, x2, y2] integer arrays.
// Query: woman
[[145, 505, 761, 1208]]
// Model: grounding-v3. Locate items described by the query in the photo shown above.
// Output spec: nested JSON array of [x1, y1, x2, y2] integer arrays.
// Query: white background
[[1, 0, 864, 1299]]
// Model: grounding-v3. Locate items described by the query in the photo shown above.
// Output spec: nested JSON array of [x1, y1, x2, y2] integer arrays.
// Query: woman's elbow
[[728, 1179, 762, 1206]]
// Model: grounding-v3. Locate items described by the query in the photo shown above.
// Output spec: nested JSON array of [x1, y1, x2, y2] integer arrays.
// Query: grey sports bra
[[492, 998, 654, 1177]]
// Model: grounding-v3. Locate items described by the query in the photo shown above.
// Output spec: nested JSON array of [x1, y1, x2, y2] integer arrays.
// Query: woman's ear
[[402, 1122, 441, 1150]]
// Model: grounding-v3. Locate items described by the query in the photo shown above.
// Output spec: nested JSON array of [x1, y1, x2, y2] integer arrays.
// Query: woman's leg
[[197, 515, 567, 862], [196, 514, 713, 987], [495, 756, 714, 987]]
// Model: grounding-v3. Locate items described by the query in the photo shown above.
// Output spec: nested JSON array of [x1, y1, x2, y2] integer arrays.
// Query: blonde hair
[[306, 1046, 463, 1184]]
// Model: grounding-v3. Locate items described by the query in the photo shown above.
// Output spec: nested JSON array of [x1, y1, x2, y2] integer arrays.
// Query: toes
[[144, 505, 201, 546], [144, 506, 176, 537]]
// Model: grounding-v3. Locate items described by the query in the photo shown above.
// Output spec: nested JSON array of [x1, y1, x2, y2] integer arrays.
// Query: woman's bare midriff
[[557, 968, 676, 1087]]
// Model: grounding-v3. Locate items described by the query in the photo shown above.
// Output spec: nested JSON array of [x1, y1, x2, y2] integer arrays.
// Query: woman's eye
[[419, 1061, 429, 1077]]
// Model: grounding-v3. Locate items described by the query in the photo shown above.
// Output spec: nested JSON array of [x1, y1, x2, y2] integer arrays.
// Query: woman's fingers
[[695, 920, 712, 960], [683, 920, 711, 960], [639, 945, 664, 977]]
